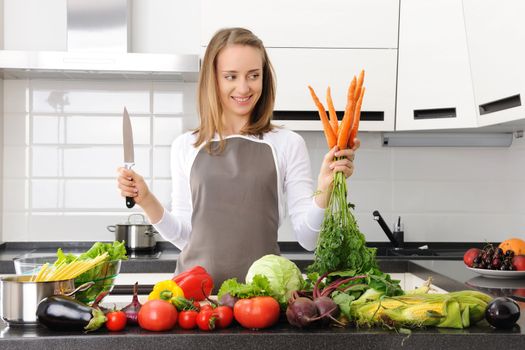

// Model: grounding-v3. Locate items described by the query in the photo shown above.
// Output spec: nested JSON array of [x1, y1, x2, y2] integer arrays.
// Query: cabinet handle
[[273, 111, 384, 121], [479, 94, 521, 115], [413, 108, 456, 120]]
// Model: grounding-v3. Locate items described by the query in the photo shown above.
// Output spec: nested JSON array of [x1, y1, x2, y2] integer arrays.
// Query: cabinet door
[[201, 0, 399, 49], [269, 48, 397, 131], [463, 0, 525, 127], [396, 0, 477, 131]]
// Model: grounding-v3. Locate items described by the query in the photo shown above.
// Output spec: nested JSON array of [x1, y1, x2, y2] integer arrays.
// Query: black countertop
[[1, 242, 524, 349]]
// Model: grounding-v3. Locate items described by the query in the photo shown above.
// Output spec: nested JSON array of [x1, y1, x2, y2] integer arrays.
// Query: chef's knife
[[123, 107, 135, 208]]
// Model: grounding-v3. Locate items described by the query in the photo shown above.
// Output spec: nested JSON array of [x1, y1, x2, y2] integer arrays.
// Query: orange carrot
[[348, 87, 365, 149], [308, 85, 336, 149], [353, 70, 365, 102], [337, 77, 357, 149], [326, 87, 338, 135]]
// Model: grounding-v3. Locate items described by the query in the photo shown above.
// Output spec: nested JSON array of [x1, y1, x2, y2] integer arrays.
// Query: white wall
[[298, 131, 525, 243]]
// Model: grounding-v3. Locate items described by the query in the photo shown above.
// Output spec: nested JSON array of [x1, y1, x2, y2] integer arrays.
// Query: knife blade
[[123, 107, 135, 208]]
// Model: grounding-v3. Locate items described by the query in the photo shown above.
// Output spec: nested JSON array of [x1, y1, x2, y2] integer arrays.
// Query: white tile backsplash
[[4, 80, 29, 113], [4, 113, 28, 145], [152, 147, 172, 178], [3, 79, 525, 244], [2, 79, 196, 241], [65, 116, 151, 145], [153, 117, 184, 145]]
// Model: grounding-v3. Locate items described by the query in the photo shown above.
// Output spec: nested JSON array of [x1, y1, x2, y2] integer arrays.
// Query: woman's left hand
[[315, 138, 361, 208]]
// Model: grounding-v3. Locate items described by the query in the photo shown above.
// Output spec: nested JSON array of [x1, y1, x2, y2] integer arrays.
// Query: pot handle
[[64, 281, 95, 297], [145, 228, 159, 236], [128, 213, 146, 224], [107, 225, 116, 232]]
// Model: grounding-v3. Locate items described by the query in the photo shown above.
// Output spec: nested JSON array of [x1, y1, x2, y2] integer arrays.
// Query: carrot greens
[[307, 72, 390, 280]]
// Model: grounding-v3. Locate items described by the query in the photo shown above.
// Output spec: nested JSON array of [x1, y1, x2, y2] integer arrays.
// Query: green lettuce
[[245, 254, 304, 306]]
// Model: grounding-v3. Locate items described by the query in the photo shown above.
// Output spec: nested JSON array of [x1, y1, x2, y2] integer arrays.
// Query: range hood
[[0, 0, 199, 82]]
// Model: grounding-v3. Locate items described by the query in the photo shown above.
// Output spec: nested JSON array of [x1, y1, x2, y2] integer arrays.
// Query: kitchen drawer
[[201, 0, 399, 49], [270, 48, 397, 131]]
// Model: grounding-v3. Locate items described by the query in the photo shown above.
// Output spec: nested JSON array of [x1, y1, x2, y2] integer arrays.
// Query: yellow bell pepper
[[148, 280, 184, 301]]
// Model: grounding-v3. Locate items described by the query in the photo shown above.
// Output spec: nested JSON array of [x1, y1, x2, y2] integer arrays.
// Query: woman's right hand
[[117, 167, 150, 205]]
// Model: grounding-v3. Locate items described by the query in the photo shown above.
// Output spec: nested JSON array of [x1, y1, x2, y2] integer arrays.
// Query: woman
[[117, 28, 359, 288]]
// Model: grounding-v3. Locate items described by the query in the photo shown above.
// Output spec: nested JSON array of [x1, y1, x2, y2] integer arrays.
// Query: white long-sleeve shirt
[[152, 127, 325, 251]]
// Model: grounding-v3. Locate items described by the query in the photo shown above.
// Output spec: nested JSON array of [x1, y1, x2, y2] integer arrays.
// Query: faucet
[[372, 210, 404, 248]]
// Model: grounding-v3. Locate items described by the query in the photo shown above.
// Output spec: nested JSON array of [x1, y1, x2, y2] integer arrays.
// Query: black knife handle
[[126, 196, 135, 209]]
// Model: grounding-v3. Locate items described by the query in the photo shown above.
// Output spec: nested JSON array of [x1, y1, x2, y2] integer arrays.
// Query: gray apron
[[175, 137, 280, 290]]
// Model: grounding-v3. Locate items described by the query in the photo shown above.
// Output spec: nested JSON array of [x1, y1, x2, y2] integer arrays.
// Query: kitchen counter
[[1, 256, 524, 349]]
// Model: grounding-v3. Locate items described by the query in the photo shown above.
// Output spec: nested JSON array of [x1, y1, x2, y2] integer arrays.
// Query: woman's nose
[[236, 78, 250, 94]]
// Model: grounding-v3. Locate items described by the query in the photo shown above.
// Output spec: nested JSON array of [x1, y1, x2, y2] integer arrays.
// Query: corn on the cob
[[349, 290, 492, 329]]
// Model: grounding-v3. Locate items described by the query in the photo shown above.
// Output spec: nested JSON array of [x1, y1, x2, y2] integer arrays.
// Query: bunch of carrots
[[308, 69, 365, 151], [307, 70, 379, 277]]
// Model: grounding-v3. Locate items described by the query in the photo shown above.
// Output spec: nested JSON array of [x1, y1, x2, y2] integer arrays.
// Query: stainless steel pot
[[107, 213, 158, 251], [0, 276, 94, 325]]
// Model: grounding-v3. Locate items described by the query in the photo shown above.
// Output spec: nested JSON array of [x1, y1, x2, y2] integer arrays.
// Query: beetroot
[[313, 296, 339, 325], [286, 272, 367, 328], [286, 296, 319, 327]]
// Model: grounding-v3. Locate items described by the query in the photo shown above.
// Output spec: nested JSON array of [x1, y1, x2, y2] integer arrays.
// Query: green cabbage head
[[245, 254, 304, 306]]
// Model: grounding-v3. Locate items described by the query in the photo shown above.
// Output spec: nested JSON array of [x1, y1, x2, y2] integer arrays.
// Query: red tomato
[[214, 306, 234, 329], [106, 310, 127, 332], [233, 296, 280, 329], [138, 300, 178, 331], [178, 310, 198, 330], [196, 308, 216, 331]]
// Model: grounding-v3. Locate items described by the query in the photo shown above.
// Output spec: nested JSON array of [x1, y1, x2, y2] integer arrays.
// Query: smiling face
[[216, 44, 263, 125]]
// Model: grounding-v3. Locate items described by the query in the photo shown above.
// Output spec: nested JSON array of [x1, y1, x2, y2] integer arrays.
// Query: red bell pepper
[[172, 265, 214, 301]]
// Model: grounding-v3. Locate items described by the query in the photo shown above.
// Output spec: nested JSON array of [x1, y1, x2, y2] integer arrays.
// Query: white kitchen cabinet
[[396, 0, 478, 131], [463, 0, 525, 127], [269, 48, 397, 131], [201, 0, 399, 49]]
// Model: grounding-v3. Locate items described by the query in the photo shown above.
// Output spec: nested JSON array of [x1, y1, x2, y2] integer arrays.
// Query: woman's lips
[[232, 95, 252, 105]]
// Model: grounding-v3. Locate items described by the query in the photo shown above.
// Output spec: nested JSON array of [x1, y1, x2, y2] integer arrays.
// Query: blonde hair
[[194, 27, 276, 152]]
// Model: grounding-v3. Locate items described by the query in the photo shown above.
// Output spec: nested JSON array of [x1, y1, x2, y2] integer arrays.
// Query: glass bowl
[[13, 256, 57, 275], [74, 259, 121, 303], [13, 256, 121, 304]]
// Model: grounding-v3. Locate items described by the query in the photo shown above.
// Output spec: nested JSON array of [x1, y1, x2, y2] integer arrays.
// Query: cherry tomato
[[138, 299, 178, 331], [178, 310, 198, 330], [233, 296, 280, 329], [196, 308, 216, 331], [106, 310, 127, 331], [214, 305, 234, 329]]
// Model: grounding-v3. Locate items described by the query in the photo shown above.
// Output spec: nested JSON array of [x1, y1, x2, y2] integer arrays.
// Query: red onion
[[121, 282, 142, 324]]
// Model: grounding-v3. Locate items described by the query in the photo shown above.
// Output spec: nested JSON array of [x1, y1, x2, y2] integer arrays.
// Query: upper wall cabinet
[[463, 0, 525, 127], [201, 0, 400, 131], [396, 0, 477, 131], [269, 48, 397, 131], [201, 0, 400, 48]]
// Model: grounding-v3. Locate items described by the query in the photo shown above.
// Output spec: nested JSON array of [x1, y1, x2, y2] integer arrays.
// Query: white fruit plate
[[466, 266, 525, 279]]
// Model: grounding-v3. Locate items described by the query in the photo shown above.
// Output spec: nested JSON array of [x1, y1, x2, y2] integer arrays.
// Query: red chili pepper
[[172, 266, 214, 302]]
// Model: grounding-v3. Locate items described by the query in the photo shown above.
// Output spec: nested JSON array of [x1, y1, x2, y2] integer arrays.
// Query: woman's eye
[[224, 75, 235, 81], [249, 74, 260, 80]]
